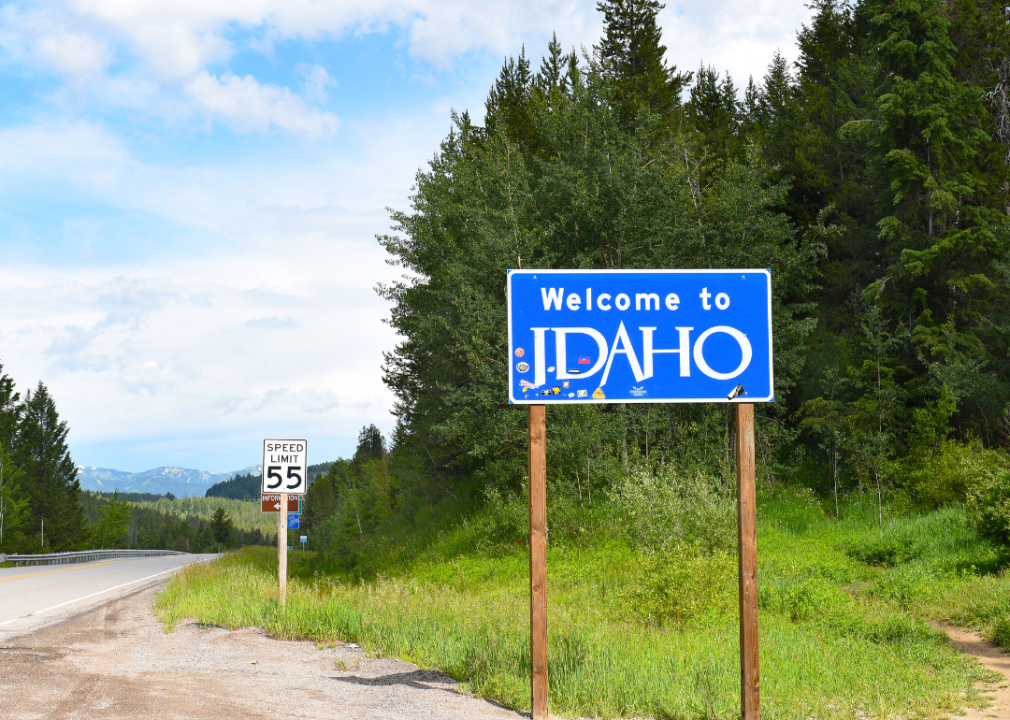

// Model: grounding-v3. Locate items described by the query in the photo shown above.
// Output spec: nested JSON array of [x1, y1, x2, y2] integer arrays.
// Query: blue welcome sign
[[507, 269, 774, 404]]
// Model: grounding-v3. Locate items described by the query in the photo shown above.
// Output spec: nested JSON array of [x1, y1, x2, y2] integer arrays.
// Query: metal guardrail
[[0, 549, 187, 567]]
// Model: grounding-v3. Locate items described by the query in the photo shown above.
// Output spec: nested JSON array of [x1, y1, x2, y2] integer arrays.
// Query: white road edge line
[[0, 556, 213, 628]]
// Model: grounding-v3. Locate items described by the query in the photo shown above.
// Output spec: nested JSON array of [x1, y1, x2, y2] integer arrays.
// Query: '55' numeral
[[266, 466, 303, 490]]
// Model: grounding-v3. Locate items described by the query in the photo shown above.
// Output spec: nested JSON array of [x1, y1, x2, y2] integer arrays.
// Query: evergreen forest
[[298, 0, 1010, 563]]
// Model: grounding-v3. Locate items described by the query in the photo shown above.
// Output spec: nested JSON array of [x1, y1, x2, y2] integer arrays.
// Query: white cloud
[[298, 389, 340, 414], [659, 0, 816, 89], [34, 27, 110, 79], [185, 71, 340, 138], [56, 0, 802, 80], [297, 63, 334, 104], [0, 0, 811, 139], [245, 317, 301, 329], [0, 107, 440, 468], [0, 255, 399, 468]]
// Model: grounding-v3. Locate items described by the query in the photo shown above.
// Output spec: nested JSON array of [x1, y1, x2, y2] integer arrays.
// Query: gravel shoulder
[[0, 586, 526, 720], [9, 583, 1000, 720]]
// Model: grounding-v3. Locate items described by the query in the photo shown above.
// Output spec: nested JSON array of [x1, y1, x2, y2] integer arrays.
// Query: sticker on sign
[[262, 439, 309, 495]]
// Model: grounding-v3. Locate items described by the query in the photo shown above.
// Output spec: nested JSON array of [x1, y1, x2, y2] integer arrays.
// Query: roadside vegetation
[[158, 488, 1005, 720]]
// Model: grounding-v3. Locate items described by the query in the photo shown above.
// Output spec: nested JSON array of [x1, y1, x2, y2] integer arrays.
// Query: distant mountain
[[77, 461, 333, 499], [75, 466, 248, 498]]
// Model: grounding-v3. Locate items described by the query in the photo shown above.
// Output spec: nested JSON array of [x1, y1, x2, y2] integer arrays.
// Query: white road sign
[[262, 439, 308, 495]]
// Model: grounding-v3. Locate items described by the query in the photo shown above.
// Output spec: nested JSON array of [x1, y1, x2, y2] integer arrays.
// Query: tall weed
[[609, 464, 734, 553]]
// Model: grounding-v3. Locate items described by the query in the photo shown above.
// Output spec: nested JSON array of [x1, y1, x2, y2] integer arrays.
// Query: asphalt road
[[0, 553, 214, 640]]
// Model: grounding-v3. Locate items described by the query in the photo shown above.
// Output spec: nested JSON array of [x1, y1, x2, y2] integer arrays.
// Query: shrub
[[895, 439, 1009, 512], [478, 485, 527, 550], [624, 549, 736, 626], [609, 465, 735, 553], [963, 446, 1010, 544], [992, 617, 1010, 648]]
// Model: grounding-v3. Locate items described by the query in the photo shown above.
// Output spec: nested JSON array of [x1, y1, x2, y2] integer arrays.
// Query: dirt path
[[0, 585, 526, 720], [943, 625, 1010, 720]]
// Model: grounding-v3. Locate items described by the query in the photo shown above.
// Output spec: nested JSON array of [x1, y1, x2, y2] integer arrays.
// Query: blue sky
[[0, 0, 815, 473]]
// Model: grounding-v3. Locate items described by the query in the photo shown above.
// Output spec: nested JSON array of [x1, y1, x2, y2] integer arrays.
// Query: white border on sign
[[506, 269, 775, 405], [261, 438, 310, 495]]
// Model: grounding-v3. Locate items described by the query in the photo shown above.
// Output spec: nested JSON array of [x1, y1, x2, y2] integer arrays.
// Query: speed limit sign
[[262, 439, 308, 495]]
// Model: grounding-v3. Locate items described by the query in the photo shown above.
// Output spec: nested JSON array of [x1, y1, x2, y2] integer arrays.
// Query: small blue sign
[[287, 513, 300, 529], [507, 270, 774, 404]]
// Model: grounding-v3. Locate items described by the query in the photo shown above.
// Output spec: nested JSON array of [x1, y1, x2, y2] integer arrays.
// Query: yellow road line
[[0, 560, 128, 582]]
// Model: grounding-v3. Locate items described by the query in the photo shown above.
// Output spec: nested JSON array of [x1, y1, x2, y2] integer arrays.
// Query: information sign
[[261, 495, 301, 513], [262, 439, 308, 495], [300, 535, 307, 543], [287, 513, 300, 529], [507, 269, 773, 404]]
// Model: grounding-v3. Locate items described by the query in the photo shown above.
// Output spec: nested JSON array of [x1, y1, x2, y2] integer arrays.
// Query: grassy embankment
[[156, 494, 1008, 719]]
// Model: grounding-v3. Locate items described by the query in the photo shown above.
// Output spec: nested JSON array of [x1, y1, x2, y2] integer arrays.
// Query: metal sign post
[[507, 269, 773, 720], [262, 439, 308, 609]]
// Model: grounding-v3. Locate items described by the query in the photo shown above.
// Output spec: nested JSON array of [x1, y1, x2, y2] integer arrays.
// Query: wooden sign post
[[736, 403, 759, 720], [278, 492, 288, 608], [262, 438, 308, 610], [508, 269, 773, 720], [528, 405, 548, 720]]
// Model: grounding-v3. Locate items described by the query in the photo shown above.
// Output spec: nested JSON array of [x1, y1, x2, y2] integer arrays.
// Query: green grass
[[155, 493, 1004, 719]]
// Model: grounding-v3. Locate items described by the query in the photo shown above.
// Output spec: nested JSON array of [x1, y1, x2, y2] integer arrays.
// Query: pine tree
[[685, 65, 742, 162], [741, 76, 761, 135], [596, 0, 691, 129], [858, 0, 1010, 422], [535, 33, 572, 97], [0, 439, 28, 552], [210, 507, 236, 548], [14, 382, 86, 551], [355, 425, 386, 462], [484, 46, 535, 146], [791, 0, 879, 318], [0, 363, 26, 552], [0, 362, 19, 451], [757, 51, 797, 169]]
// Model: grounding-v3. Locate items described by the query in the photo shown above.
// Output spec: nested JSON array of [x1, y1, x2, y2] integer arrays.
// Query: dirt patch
[[0, 586, 526, 720], [942, 624, 1010, 720]]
